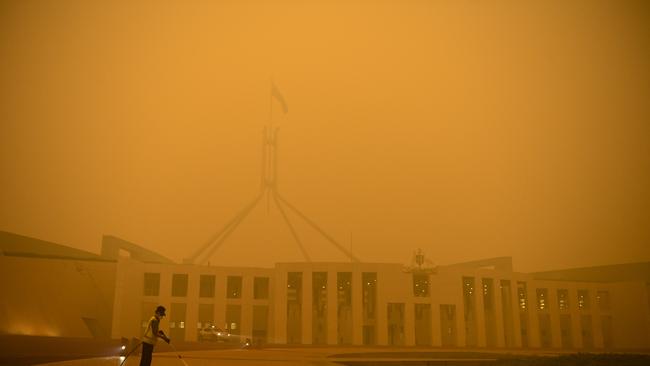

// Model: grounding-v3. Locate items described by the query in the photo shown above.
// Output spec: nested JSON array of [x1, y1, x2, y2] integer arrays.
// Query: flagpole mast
[[187, 79, 362, 264], [267, 79, 273, 214]]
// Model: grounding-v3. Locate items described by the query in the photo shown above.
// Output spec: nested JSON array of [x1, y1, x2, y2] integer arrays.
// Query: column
[[592, 289, 604, 348], [570, 287, 582, 348], [214, 274, 226, 331], [241, 275, 254, 343], [327, 271, 337, 345], [267, 275, 276, 343], [274, 271, 287, 344], [511, 280, 522, 348], [376, 272, 388, 346], [457, 302, 467, 347], [187, 271, 200, 342], [475, 276, 486, 347], [548, 287, 561, 348], [526, 285, 540, 348], [302, 271, 312, 344], [352, 270, 363, 345], [432, 302, 442, 347], [456, 282, 467, 347], [405, 302, 415, 346], [494, 278, 505, 347]]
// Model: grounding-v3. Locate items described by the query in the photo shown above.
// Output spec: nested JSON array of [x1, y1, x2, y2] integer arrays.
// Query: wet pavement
[[35, 348, 503, 366]]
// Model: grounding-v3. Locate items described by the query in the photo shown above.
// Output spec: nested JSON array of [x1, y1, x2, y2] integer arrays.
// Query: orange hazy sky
[[1, 0, 649, 271]]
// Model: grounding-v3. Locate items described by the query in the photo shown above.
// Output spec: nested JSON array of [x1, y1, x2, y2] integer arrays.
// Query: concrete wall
[[0, 256, 116, 338], [609, 282, 650, 349]]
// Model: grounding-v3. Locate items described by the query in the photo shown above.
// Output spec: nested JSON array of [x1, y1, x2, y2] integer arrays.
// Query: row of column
[[465, 276, 609, 349], [273, 270, 462, 346], [275, 273, 613, 348]]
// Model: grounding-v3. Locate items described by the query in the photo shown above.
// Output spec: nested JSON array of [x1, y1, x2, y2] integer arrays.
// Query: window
[[557, 289, 569, 311], [482, 278, 494, 311], [199, 275, 215, 298], [517, 282, 527, 311], [227, 276, 243, 299], [337, 272, 352, 306], [254, 277, 269, 299], [226, 304, 241, 339], [363, 272, 377, 319], [287, 272, 302, 303], [170, 303, 187, 341], [536, 288, 548, 311], [312, 272, 327, 317], [143, 273, 160, 296], [463, 277, 475, 296], [172, 273, 188, 297], [413, 273, 429, 297], [197, 303, 214, 331], [578, 289, 590, 310], [596, 290, 610, 312]]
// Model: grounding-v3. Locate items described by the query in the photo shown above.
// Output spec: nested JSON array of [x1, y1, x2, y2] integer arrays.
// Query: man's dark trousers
[[139, 342, 154, 366]]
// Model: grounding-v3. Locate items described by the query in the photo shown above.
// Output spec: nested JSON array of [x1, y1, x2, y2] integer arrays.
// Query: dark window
[[483, 278, 494, 311], [227, 276, 242, 299], [226, 304, 241, 335], [578, 289, 590, 310], [287, 272, 302, 303], [413, 273, 429, 297], [197, 303, 214, 330], [337, 272, 352, 306], [596, 291, 610, 312], [536, 288, 548, 311], [169, 303, 187, 341], [199, 275, 215, 298], [143, 273, 160, 296], [254, 277, 269, 299], [517, 281, 528, 311], [557, 289, 569, 311], [172, 274, 188, 297], [362, 272, 377, 319]]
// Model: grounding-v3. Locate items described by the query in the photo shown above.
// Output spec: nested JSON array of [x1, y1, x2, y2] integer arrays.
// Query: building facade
[[111, 254, 650, 350], [2, 230, 649, 350]]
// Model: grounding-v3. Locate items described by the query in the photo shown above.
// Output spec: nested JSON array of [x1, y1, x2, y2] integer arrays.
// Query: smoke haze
[[1, 0, 649, 271]]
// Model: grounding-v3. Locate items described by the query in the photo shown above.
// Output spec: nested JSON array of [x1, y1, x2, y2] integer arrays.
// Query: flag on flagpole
[[271, 81, 288, 114]]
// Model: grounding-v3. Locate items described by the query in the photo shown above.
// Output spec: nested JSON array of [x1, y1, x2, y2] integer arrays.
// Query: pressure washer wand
[[119, 342, 142, 366], [167, 342, 189, 366]]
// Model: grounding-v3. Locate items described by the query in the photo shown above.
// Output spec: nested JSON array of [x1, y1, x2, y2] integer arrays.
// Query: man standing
[[140, 305, 171, 366]]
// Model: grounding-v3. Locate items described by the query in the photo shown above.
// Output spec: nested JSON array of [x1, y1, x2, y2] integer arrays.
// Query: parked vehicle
[[198, 324, 230, 342]]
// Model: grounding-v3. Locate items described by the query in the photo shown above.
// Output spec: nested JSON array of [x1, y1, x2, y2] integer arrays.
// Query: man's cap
[[156, 305, 166, 316]]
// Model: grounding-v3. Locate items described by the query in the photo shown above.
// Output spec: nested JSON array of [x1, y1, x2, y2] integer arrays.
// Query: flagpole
[[269, 78, 273, 130], [267, 79, 273, 214]]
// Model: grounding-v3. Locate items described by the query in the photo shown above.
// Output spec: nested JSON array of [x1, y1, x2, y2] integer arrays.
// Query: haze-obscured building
[[1, 230, 649, 350]]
